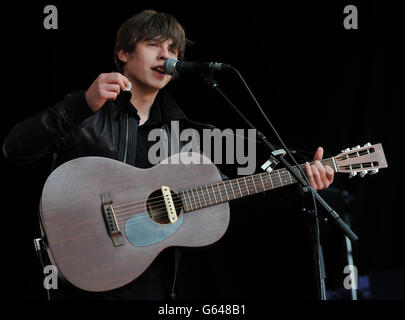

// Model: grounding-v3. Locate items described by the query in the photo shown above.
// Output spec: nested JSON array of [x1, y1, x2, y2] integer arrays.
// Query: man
[[2, 10, 333, 299]]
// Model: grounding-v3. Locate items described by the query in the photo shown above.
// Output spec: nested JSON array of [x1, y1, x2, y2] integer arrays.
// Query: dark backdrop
[[1, 0, 403, 300]]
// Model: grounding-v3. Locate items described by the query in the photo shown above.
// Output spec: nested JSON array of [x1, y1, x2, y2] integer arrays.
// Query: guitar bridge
[[101, 192, 123, 247], [161, 186, 178, 224]]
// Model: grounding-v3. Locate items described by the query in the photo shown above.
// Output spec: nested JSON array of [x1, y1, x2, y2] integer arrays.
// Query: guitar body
[[40, 152, 230, 292]]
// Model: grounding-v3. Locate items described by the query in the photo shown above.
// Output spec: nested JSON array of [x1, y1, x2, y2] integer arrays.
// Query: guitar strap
[[170, 248, 181, 300], [32, 151, 61, 300], [34, 212, 52, 300]]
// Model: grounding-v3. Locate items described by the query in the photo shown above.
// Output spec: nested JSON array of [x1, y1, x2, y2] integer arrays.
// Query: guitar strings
[[114, 159, 328, 211], [115, 168, 297, 217], [115, 173, 300, 223], [113, 159, 331, 210], [116, 177, 285, 224], [115, 159, 334, 222], [114, 159, 334, 223]]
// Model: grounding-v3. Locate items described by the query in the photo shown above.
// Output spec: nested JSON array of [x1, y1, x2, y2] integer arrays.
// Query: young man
[[2, 10, 333, 299]]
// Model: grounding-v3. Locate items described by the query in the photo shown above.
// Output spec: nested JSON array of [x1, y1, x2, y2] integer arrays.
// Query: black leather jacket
[[2, 89, 211, 169]]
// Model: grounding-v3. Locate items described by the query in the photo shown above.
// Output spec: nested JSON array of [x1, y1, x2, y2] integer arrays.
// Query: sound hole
[[146, 189, 182, 224]]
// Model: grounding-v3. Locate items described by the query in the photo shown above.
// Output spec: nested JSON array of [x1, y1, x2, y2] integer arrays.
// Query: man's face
[[121, 38, 179, 92]]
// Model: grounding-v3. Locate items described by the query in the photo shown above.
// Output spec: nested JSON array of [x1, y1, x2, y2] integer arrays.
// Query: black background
[[1, 0, 403, 300]]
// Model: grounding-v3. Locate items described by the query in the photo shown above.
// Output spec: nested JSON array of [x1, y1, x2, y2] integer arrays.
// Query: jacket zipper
[[123, 114, 129, 163]]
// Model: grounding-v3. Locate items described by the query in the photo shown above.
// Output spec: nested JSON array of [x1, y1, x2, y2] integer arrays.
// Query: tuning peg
[[348, 172, 357, 178], [363, 142, 371, 147], [359, 170, 368, 178], [370, 169, 379, 175], [352, 145, 361, 150], [342, 148, 351, 153]]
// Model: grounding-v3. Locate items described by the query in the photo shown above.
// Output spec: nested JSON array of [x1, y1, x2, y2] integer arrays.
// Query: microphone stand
[[200, 72, 359, 300]]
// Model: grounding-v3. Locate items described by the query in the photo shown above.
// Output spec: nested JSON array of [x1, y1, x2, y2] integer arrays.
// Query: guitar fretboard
[[179, 158, 336, 212]]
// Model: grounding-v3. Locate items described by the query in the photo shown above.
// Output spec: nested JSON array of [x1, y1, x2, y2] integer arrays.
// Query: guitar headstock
[[334, 143, 388, 178]]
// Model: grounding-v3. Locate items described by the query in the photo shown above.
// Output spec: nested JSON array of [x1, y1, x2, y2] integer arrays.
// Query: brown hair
[[114, 10, 190, 72]]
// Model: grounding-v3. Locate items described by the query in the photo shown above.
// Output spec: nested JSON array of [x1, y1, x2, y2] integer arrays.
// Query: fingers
[[305, 160, 334, 190], [93, 83, 119, 102], [102, 72, 130, 91], [305, 147, 335, 191], [311, 162, 324, 189], [101, 89, 118, 101], [313, 146, 324, 161], [85, 72, 131, 112], [315, 160, 330, 188], [103, 83, 120, 93], [305, 161, 319, 189], [325, 165, 334, 184]]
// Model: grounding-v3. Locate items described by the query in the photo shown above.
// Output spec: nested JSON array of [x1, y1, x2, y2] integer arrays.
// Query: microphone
[[163, 58, 231, 76]]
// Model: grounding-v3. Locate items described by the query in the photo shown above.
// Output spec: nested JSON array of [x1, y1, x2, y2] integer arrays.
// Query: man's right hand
[[85, 73, 131, 112]]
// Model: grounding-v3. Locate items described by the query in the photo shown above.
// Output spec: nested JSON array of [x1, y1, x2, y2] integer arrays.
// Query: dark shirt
[[125, 99, 163, 168]]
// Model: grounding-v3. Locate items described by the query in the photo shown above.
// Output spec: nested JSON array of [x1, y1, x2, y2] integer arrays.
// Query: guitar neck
[[180, 157, 337, 212]]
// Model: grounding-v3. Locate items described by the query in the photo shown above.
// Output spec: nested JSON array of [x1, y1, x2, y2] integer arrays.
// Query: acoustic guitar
[[40, 143, 387, 292]]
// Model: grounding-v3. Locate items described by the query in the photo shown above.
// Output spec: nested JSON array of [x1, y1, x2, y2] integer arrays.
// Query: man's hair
[[114, 10, 190, 72]]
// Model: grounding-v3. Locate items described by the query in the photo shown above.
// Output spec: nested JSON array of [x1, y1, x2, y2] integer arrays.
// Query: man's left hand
[[305, 147, 334, 190]]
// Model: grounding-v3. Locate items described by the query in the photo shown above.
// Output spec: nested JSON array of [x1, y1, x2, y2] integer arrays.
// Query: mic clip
[[200, 72, 219, 90]]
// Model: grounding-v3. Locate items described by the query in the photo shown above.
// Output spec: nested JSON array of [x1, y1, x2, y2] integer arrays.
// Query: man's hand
[[85, 73, 131, 112], [305, 147, 334, 190]]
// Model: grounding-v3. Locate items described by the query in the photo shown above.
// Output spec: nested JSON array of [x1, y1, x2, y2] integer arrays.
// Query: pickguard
[[125, 213, 184, 247]]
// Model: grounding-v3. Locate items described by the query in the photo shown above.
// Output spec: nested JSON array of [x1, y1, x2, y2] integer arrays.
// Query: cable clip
[[261, 149, 286, 172]]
